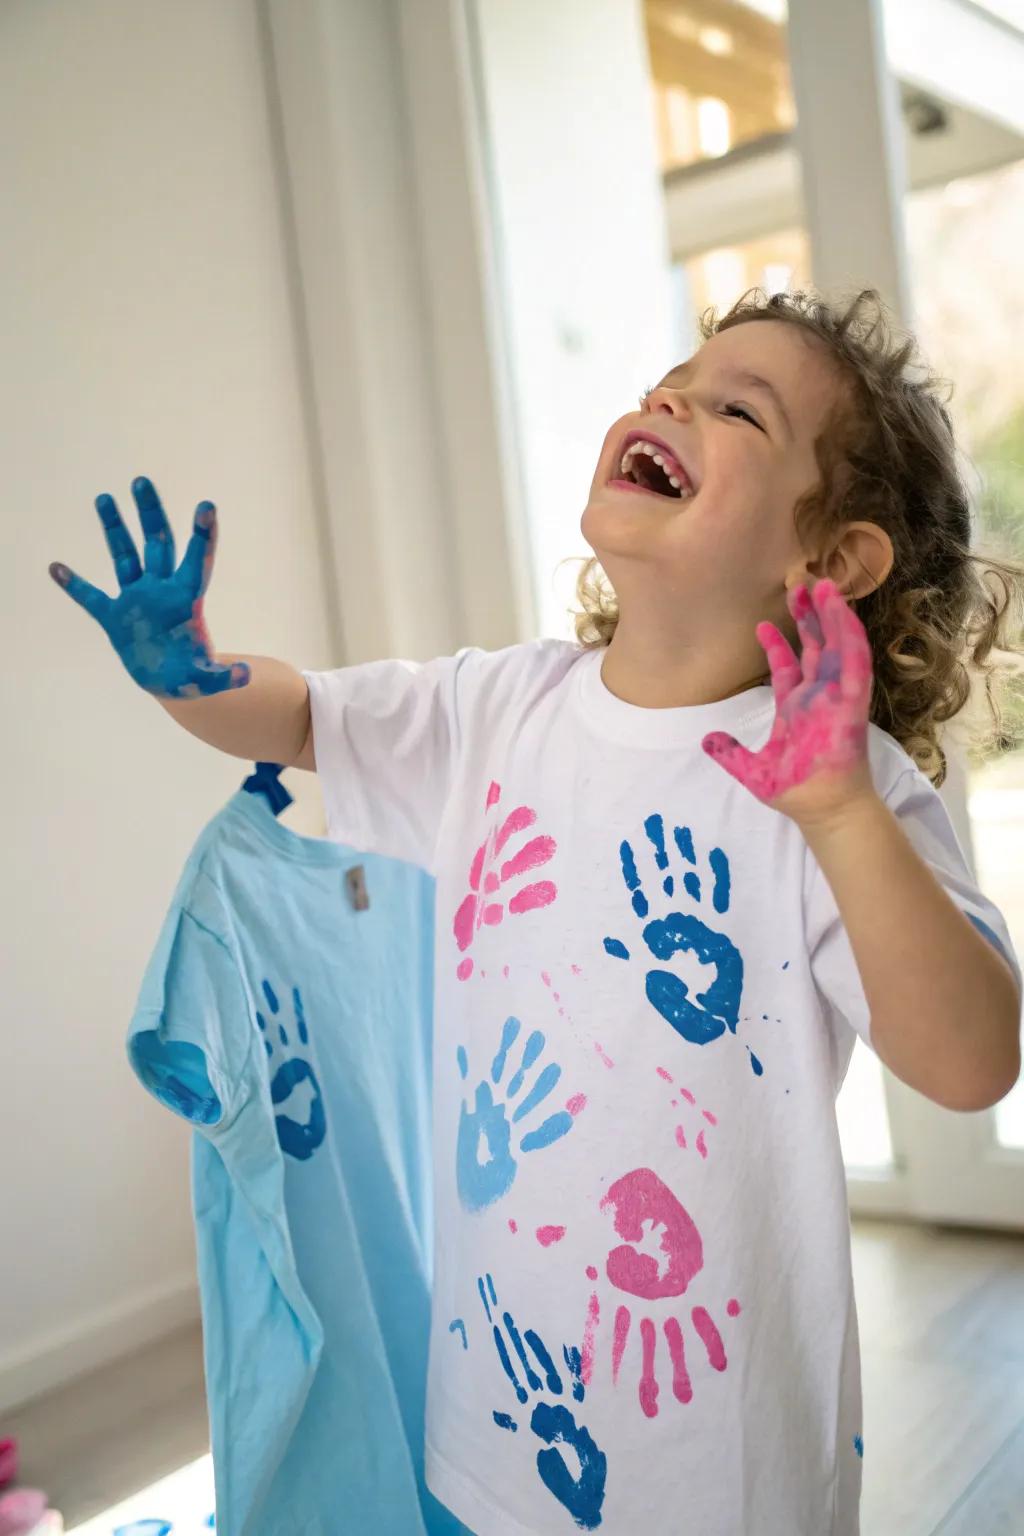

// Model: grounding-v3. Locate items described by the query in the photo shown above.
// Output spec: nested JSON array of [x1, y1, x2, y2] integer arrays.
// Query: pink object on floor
[[0, 1489, 48, 1536], [0, 1444, 16, 1492]]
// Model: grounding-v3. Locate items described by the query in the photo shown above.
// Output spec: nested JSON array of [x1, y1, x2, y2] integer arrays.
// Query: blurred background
[[2, 0, 1023, 1532]]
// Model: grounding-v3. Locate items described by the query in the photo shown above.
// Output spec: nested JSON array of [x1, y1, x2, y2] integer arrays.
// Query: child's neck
[[599, 622, 770, 711]]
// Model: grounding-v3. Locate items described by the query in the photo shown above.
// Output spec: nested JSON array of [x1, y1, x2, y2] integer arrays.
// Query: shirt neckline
[[227, 787, 361, 867], [571, 645, 775, 750]]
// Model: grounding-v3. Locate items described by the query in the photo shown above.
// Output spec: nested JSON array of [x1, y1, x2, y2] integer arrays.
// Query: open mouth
[[608, 431, 694, 502]]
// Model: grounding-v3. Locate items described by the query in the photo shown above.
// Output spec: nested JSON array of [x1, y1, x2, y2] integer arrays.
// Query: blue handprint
[[257, 980, 326, 1161], [456, 1016, 578, 1211], [479, 1272, 607, 1530], [49, 476, 250, 697], [603, 814, 743, 1048]]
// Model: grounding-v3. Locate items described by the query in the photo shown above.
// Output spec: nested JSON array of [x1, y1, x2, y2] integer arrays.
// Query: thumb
[[701, 731, 760, 791]]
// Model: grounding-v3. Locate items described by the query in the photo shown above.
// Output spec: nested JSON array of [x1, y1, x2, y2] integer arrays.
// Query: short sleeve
[[128, 898, 252, 1131], [302, 651, 471, 869], [806, 765, 1022, 1054]]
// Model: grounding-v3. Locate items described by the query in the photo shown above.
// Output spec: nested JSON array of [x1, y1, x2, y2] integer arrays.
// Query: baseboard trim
[[0, 1274, 201, 1415]]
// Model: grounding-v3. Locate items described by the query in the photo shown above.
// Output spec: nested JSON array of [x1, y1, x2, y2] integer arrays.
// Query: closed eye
[[722, 404, 764, 430]]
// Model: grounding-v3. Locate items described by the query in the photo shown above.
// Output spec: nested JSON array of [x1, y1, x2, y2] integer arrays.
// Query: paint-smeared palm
[[48, 476, 249, 698], [702, 580, 874, 823]]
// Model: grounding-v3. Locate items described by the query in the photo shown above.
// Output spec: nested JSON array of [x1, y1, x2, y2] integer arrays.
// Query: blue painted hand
[[48, 476, 250, 698]]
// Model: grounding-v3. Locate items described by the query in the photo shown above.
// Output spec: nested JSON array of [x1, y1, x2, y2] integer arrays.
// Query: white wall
[[0, 0, 334, 1410]]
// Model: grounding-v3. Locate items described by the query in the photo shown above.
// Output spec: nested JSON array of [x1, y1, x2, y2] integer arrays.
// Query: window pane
[[644, 0, 795, 172], [837, 1040, 895, 1171], [905, 158, 1024, 1151]]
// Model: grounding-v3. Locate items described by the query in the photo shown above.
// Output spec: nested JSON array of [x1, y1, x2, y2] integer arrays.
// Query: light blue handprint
[[49, 476, 250, 697], [456, 1016, 578, 1211], [603, 814, 744, 1050]]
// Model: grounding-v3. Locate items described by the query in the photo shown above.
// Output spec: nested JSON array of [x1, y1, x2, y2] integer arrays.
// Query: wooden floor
[[7, 1218, 1024, 1533]]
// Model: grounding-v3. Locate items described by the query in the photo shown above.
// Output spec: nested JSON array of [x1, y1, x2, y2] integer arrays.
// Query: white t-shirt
[[304, 639, 1018, 1536]]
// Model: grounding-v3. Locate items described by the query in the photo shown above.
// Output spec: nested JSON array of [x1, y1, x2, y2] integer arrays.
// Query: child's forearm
[[802, 792, 1021, 1111], [158, 654, 313, 768]]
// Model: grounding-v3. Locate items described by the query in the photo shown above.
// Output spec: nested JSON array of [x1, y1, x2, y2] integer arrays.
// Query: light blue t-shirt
[[128, 789, 470, 1536]]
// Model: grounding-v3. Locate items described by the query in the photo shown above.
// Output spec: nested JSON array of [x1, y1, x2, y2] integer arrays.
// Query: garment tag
[[345, 864, 370, 911]]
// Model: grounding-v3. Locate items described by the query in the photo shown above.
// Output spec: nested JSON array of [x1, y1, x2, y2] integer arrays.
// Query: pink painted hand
[[702, 579, 875, 825]]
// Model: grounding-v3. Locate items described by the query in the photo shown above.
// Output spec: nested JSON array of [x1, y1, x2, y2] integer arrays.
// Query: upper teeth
[[619, 438, 691, 494]]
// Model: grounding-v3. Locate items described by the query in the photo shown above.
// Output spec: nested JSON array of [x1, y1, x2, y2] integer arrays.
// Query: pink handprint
[[580, 1167, 740, 1420], [453, 781, 558, 980], [702, 579, 874, 822]]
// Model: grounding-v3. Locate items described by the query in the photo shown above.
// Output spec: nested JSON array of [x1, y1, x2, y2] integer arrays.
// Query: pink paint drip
[[656, 1066, 673, 1082], [581, 1290, 600, 1385], [696, 1131, 708, 1159], [594, 1042, 615, 1069], [663, 1316, 692, 1405], [566, 1093, 587, 1117], [586, 1265, 598, 1281], [508, 1219, 518, 1234], [693, 1306, 727, 1371], [680, 1088, 696, 1106], [611, 1305, 631, 1384], [639, 1317, 659, 1418], [675, 1125, 687, 1150], [702, 1109, 718, 1126], [452, 784, 558, 978], [536, 1225, 566, 1247], [726, 1298, 741, 1317]]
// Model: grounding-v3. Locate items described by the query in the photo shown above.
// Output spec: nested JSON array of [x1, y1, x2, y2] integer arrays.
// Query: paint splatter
[[853, 1434, 864, 1458], [449, 1318, 468, 1349], [537, 1225, 566, 1247]]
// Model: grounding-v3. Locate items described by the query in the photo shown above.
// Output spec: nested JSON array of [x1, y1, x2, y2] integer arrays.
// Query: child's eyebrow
[[661, 360, 795, 443]]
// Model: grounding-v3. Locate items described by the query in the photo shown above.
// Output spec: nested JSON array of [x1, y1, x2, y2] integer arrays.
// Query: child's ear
[[813, 521, 894, 600]]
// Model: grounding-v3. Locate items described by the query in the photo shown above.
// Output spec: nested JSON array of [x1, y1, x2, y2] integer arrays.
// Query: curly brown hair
[[574, 287, 1024, 785]]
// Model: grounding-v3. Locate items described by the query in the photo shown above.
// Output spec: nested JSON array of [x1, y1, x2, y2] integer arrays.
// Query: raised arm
[[49, 476, 314, 768]]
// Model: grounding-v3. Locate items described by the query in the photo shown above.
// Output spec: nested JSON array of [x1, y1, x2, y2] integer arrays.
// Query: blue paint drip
[[783, 960, 790, 970], [683, 870, 701, 902], [853, 1434, 864, 1458], [114, 1524, 173, 1536], [644, 813, 669, 870], [749, 1050, 764, 1076], [673, 824, 696, 865], [620, 840, 648, 918], [456, 1044, 468, 1079], [449, 1318, 468, 1349], [493, 1324, 528, 1404], [563, 1344, 585, 1402], [491, 1016, 521, 1083], [477, 1275, 493, 1323], [494, 1411, 518, 1431], [293, 987, 308, 1046], [663, 874, 674, 897], [524, 1328, 563, 1395], [603, 937, 630, 960], [504, 1312, 543, 1393], [486, 1274, 497, 1306], [262, 979, 279, 1013], [708, 845, 731, 913], [507, 1030, 545, 1097]]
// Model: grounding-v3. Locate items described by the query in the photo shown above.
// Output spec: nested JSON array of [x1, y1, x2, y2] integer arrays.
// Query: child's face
[[582, 320, 843, 620]]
